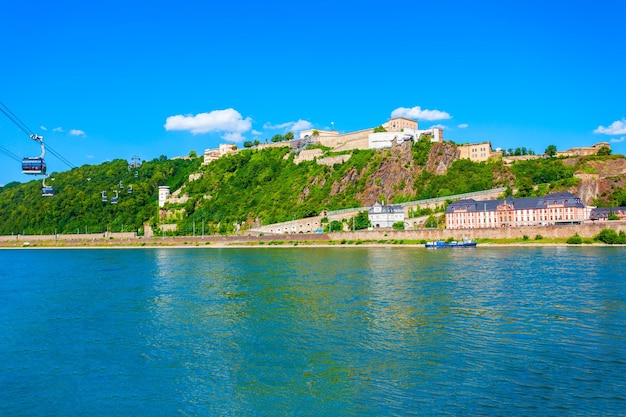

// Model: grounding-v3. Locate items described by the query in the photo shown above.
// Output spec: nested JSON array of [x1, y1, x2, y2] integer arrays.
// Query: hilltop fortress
[[202, 116, 610, 165]]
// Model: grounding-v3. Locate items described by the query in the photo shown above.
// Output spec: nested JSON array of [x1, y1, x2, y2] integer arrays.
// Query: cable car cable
[[46, 144, 75, 169], [0, 145, 22, 162], [0, 102, 35, 137]]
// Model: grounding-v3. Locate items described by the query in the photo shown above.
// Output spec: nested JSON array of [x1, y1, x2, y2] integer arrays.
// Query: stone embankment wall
[[1, 222, 624, 245], [0, 232, 137, 242], [337, 221, 625, 241]]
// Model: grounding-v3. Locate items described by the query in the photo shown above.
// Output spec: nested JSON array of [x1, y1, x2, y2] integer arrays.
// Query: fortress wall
[[318, 128, 373, 151]]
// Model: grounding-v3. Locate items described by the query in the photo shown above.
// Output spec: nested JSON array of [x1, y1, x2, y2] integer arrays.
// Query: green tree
[[350, 210, 371, 230], [188, 150, 197, 158], [243, 141, 254, 148], [392, 221, 405, 230], [545, 144, 557, 157], [329, 220, 343, 232], [373, 125, 387, 133], [424, 215, 438, 228], [596, 145, 612, 156], [284, 131, 294, 141], [271, 134, 284, 143]]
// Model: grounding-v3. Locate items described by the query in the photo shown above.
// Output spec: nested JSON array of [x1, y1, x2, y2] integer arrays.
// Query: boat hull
[[425, 241, 477, 248]]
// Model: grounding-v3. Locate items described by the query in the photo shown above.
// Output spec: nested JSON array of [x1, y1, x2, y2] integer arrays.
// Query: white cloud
[[291, 119, 313, 131], [263, 119, 313, 132], [40, 125, 47, 131], [223, 132, 246, 142], [391, 106, 452, 121], [251, 130, 262, 135], [86, 154, 94, 159], [594, 119, 626, 135], [457, 123, 469, 129], [431, 124, 448, 129], [53, 127, 64, 132], [263, 121, 290, 129], [164, 108, 252, 142], [611, 137, 625, 143], [69, 129, 86, 136]]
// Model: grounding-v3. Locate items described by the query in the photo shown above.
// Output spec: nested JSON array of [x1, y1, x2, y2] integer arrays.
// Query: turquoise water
[[1, 247, 625, 416]]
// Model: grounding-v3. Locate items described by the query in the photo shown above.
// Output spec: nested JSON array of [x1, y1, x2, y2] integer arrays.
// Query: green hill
[[1, 140, 625, 236]]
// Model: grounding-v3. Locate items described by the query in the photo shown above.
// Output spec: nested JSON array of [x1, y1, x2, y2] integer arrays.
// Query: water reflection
[[104, 247, 626, 415]]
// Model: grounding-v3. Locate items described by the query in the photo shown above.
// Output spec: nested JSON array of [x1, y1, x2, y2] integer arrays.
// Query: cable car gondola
[[1, 102, 74, 196], [21, 134, 46, 175], [41, 175, 54, 197], [111, 190, 119, 204], [101, 191, 108, 202]]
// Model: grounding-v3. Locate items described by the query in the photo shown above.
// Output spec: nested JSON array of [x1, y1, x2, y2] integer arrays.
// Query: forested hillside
[[0, 156, 200, 235], [1, 140, 625, 236]]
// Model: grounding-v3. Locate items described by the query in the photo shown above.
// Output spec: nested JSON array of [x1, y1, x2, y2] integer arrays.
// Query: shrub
[[392, 221, 405, 230], [523, 235, 529, 241], [534, 234, 544, 240], [594, 228, 626, 244], [566, 234, 583, 244]]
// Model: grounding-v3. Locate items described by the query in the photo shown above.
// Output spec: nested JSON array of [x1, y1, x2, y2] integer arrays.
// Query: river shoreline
[[0, 238, 617, 249]]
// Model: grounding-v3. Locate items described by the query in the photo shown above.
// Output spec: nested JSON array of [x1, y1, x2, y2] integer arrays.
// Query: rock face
[[352, 140, 460, 206], [572, 158, 626, 205], [426, 142, 460, 175]]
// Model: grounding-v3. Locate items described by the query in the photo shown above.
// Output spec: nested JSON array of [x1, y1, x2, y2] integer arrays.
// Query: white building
[[203, 143, 237, 165], [368, 127, 443, 150], [158, 186, 170, 208], [368, 201, 405, 228]]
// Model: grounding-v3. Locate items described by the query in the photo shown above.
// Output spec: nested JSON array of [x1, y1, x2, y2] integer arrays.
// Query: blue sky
[[1, 0, 625, 186]]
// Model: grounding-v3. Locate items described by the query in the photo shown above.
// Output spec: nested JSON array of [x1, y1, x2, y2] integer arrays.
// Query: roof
[[369, 201, 404, 214], [589, 206, 626, 220], [446, 192, 584, 213]]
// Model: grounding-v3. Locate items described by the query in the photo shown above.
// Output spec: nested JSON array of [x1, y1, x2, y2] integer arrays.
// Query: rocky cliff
[[353, 141, 460, 206], [569, 157, 626, 204]]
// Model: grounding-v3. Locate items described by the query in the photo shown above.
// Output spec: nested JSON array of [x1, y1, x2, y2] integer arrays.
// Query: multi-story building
[[368, 201, 405, 228], [384, 117, 418, 132], [457, 141, 502, 162], [446, 192, 587, 229]]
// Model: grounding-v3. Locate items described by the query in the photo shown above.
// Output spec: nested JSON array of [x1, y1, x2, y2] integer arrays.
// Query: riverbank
[[0, 236, 619, 249], [1, 222, 625, 248]]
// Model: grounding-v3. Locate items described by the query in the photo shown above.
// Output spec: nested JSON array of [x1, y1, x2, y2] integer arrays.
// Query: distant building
[[203, 143, 237, 165], [556, 142, 611, 158], [458, 141, 501, 162], [384, 117, 418, 132], [368, 201, 405, 228], [589, 206, 626, 221], [368, 127, 443, 150], [446, 192, 587, 229]]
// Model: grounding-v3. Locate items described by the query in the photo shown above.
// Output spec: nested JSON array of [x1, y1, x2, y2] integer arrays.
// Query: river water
[[1, 246, 625, 416]]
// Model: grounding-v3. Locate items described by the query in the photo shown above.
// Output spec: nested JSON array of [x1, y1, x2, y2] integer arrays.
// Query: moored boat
[[425, 238, 477, 248]]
